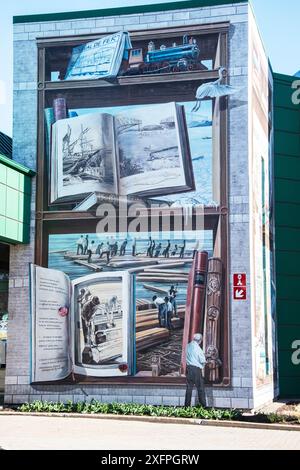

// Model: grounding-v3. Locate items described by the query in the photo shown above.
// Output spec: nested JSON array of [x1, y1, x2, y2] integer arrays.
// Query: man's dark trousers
[[185, 365, 206, 407]]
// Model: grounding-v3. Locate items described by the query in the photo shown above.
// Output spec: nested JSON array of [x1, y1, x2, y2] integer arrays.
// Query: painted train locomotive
[[123, 35, 203, 75]]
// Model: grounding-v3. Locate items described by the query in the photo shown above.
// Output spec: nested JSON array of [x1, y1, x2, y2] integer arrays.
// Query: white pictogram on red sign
[[233, 274, 247, 300], [234, 287, 247, 300], [233, 274, 246, 287]]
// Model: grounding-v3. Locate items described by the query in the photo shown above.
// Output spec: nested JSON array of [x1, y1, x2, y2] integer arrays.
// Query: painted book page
[[70, 100, 214, 206], [71, 272, 131, 377], [53, 113, 116, 201], [30, 265, 71, 383], [116, 102, 186, 196]]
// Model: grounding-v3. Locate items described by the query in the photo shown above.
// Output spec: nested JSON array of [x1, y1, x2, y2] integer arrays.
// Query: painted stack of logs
[[137, 267, 190, 284], [135, 299, 155, 311], [62, 252, 193, 274], [135, 303, 185, 352], [136, 328, 170, 352]]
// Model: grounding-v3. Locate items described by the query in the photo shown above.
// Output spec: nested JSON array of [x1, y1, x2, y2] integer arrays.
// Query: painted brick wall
[[5, 1, 267, 409], [13, 4, 249, 41]]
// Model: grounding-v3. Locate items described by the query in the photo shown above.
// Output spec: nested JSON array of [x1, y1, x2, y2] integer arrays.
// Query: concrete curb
[[199, 418, 300, 432], [0, 410, 300, 432]]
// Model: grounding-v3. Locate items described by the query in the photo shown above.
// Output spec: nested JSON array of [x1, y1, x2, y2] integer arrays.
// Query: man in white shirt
[[83, 235, 89, 255], [76, 235, 84, 255], [185, 333, 207, 407], [87, 240, 96, 263], [152, 295, 166, 328]]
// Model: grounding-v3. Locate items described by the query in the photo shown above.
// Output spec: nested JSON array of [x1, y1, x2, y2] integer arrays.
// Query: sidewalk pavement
[[0, 414, 300, 450]]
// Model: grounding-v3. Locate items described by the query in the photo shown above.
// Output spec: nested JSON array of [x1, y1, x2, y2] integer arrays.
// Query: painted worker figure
[[132, 238, 137, 257], [109, 236, 116, 252], [164, 296, 173, 330], [149, 240, 156, 258], [179, 240, 186, 259], [83, 235, 89, 255], [169, 285, 178, 317], [87, 240, 96, 264], [111, 241, 118, 257], [193, 240, 201, 259], [108, 295, 118, 311], [77, 288, 91, 308], [185, 333, 207, 408], [152, 295, 166, 327], [96, 242, 104, 255], [120, 240, 127, 256], [76, 235, 84, 255], [154, 243, 162, 258], [81, 296, 100, 346], [163, 240, 171, 258], [100, 242, 111, 263], [171, 244, 178, 257], [146, 237, 152, 257], [107, 295, 118, 327]]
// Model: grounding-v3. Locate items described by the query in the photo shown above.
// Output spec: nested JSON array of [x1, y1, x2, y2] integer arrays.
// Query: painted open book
[[30, 265, 135, 383], [50, 102, 194, 204]]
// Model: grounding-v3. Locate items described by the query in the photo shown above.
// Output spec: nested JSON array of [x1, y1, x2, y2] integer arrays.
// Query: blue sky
[[0, 0, 299, 136]]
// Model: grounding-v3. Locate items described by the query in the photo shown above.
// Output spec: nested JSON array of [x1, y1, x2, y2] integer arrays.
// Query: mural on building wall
[[249, 11, 275, 387], [30, 26, 235, 386]]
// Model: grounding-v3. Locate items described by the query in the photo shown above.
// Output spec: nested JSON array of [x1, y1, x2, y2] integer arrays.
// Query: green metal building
[[0, 153, 34, 245], [274, 73, 300, 397], [0, 133, 34, 314]]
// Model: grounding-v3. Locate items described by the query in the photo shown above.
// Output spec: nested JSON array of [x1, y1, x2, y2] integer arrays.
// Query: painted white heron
[[191, 67, 238, 112]]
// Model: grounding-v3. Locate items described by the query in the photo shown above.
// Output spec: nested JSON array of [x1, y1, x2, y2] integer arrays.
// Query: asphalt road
[[0, 415, 300, 450]]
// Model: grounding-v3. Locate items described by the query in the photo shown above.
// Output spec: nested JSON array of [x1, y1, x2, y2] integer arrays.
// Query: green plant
[[265, 413, 286, 424], [16, 400, 300, 426], [17, 400, 243, 421]]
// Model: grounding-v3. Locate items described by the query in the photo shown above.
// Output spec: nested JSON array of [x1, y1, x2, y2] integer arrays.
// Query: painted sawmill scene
[[49, 233, 223, 380]]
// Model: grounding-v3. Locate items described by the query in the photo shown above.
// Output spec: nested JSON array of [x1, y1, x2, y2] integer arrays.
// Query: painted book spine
[[204, 258, 223, 383], [181, 251, 208, 374], [53, 98, 67, 121], [44, 108, 55, 160]]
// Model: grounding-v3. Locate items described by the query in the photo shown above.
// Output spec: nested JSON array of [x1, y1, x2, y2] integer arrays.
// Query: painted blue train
[[123, 35, 203, 75], [145, 43, 199, 65]]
